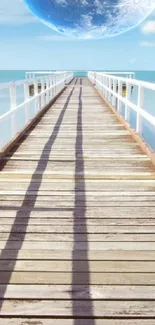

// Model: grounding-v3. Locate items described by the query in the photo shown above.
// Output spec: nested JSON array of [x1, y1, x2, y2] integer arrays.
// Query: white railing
[[88, 71, 155, 137], [0, 71, 73, 150], [25, 71, 73, 84], [102, 72, 135, 79], [26, 71, 54, 80]]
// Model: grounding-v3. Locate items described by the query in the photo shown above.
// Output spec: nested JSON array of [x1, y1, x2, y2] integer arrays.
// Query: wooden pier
[[0, 77, 155, 324]]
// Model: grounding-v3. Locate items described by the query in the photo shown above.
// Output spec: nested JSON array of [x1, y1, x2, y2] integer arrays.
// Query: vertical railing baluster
[[102, 75, 104, 96], [108, 78, 112, 103], [45, 78, 49, 104], [34, 78, 38, 113], [50, 76, 53, 99], [117, 80, 122, 113], [125, 82, 131, 121], [41, 78, 45, 107], [55, 75, 57, 95], [10, 83, 17, 137], [24, 81, 30, 122], [105, 76, 108, 99], [112, 79, 116, 108], [136, 85, 143, 134]]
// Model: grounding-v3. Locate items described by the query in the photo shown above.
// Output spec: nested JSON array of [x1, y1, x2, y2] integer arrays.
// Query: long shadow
[[72, 78, 95, 322], [0, 78, 78, 310]]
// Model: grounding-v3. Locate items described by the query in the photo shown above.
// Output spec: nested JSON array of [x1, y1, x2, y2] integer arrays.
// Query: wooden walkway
[[0, 77, 155, 324]]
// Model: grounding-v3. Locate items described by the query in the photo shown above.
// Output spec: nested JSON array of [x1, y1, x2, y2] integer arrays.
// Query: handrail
[[25, 71, 73, 80], [95, 72, 155, 91], [0, 71, 73, 150], [88, 71, 155, 136], [103, 72, 135, 79]]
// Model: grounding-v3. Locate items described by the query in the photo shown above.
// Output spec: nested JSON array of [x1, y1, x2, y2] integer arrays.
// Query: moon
[[24, 0, 155, 39]]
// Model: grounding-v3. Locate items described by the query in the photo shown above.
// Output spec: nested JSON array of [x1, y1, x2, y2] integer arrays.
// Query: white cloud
[[0, 0, 36, 24], [55, 0, 67, 5], [80, 0, 89, 4], [140, 41, 155, 46], [141, 20, 155, 33], [80, 14, 93, 28]]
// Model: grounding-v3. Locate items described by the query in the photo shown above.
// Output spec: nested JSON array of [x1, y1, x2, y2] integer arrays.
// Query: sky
[[0, 0, 155, 70]]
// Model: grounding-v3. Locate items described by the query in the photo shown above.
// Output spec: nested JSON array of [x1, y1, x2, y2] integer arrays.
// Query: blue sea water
[[0, 70, 155, 150], [0, 70, 154, 83]]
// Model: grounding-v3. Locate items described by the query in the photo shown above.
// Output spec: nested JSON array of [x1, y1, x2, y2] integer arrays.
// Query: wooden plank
[[1, 300, 155, 317], [1, 285, 155, 299], [0, 249, 155, 260], [1, 200, 155, 207], [0, 260, 155, 272], [1, 224, 155, 233], [0, 192, 155, 200], [0, 271, 154, 285], [1, 233, 155, 242], [3, 156, 151, 162], [3, 161, 154, 170], [1, 320, 155, 325], [0, 206, 154, 218], [2, 191, 155, 196], [1, 217, 155, 226], [1, 241, 155, 250], [1, 172, 155, 181], [1, 190, 154, 197], [1, 180, 155, 192]]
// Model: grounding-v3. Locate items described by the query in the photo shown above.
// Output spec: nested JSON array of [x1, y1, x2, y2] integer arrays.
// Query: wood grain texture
[[1, 300, 155, 317], [0, 77, 155, 322], [0, 271, 155, 285], [1, 284, 155, 299], [2, 317, 154, 325], [2, 320, 155, 325]]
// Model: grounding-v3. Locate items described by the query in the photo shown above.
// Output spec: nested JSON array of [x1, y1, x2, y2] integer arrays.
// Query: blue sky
[[0, 0, 155, 70]]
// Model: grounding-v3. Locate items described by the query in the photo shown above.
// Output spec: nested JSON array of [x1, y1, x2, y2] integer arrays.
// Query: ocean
[[0, 70, 155, 84], [0, 70, 155, 150]]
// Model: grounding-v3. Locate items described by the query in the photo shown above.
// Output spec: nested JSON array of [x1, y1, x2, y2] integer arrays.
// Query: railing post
[[117, 80, 122, 113], [48, 77, 51, 103], [136, 85, 143, 134], [24, 81, 30, 122], [50, 76, 53, 99], [41, 78, 45, 107], [125, 82, 131, 121], [34, 79, 39, 113], [105, 76, 108, 99], [52, 76, 54, 98], [10, 83, 17, 137], [55, 75, 57, 96], [108, 78, 112, 103], [45, 78, 49, 104], [65, 71, 67, 85], [101, 76, 104, 96], [112, 79, 117, 108]]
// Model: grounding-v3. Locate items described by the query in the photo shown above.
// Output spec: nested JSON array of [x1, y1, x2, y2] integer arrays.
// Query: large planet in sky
[[24, 0, 155, 39]]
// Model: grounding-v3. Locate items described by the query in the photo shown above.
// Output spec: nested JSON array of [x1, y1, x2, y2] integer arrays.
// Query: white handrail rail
[[88, 71, 155, 137], [95, 72, 155, 91], [0, 71, 73, 150], [25, 70, 73, 80], [0, 71, 73, 90], [96, 78, 155, 126]]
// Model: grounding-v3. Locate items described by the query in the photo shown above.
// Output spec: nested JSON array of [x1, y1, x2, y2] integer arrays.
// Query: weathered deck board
[[0, 271, 155, 285], [0, 77, 155, 322], [1, 300, 155, 317], [1, 284, 155, 299], [2, 321, 155, 325]]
